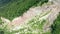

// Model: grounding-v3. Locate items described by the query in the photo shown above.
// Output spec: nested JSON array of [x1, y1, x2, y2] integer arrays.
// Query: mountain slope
[[0, 0, 48, 20]]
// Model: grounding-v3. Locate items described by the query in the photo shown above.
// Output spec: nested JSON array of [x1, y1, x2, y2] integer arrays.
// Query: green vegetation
[[0, 10, 50, 34], [0, 0, 48, 20], [43, 31, 51, 34], [0, 0, 52, 34], [0, 0, 60, 34], [51, 12, 60, 34]]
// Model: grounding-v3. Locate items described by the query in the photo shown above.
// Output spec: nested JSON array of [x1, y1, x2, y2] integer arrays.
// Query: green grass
[[51, 12, 60, 34]]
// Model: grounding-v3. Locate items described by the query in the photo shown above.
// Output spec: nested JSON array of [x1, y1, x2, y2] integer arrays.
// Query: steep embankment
[[0, 0, 48, 20], [0, 1, 60, 34], [50, 0, 60, 34], [51, 13, 60, 34], [0, 0, 60, 34]]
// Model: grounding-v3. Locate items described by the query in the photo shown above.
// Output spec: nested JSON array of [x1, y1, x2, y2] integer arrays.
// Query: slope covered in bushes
[[51, 13, 60, 34], [0, 0, 48, 20]]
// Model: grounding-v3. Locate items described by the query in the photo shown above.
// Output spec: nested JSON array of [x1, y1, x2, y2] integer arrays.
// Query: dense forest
[[0, 0, 48, 20]]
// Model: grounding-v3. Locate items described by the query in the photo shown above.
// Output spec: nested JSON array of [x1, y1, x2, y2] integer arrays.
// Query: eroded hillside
[[0, 0, 60, 34]]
